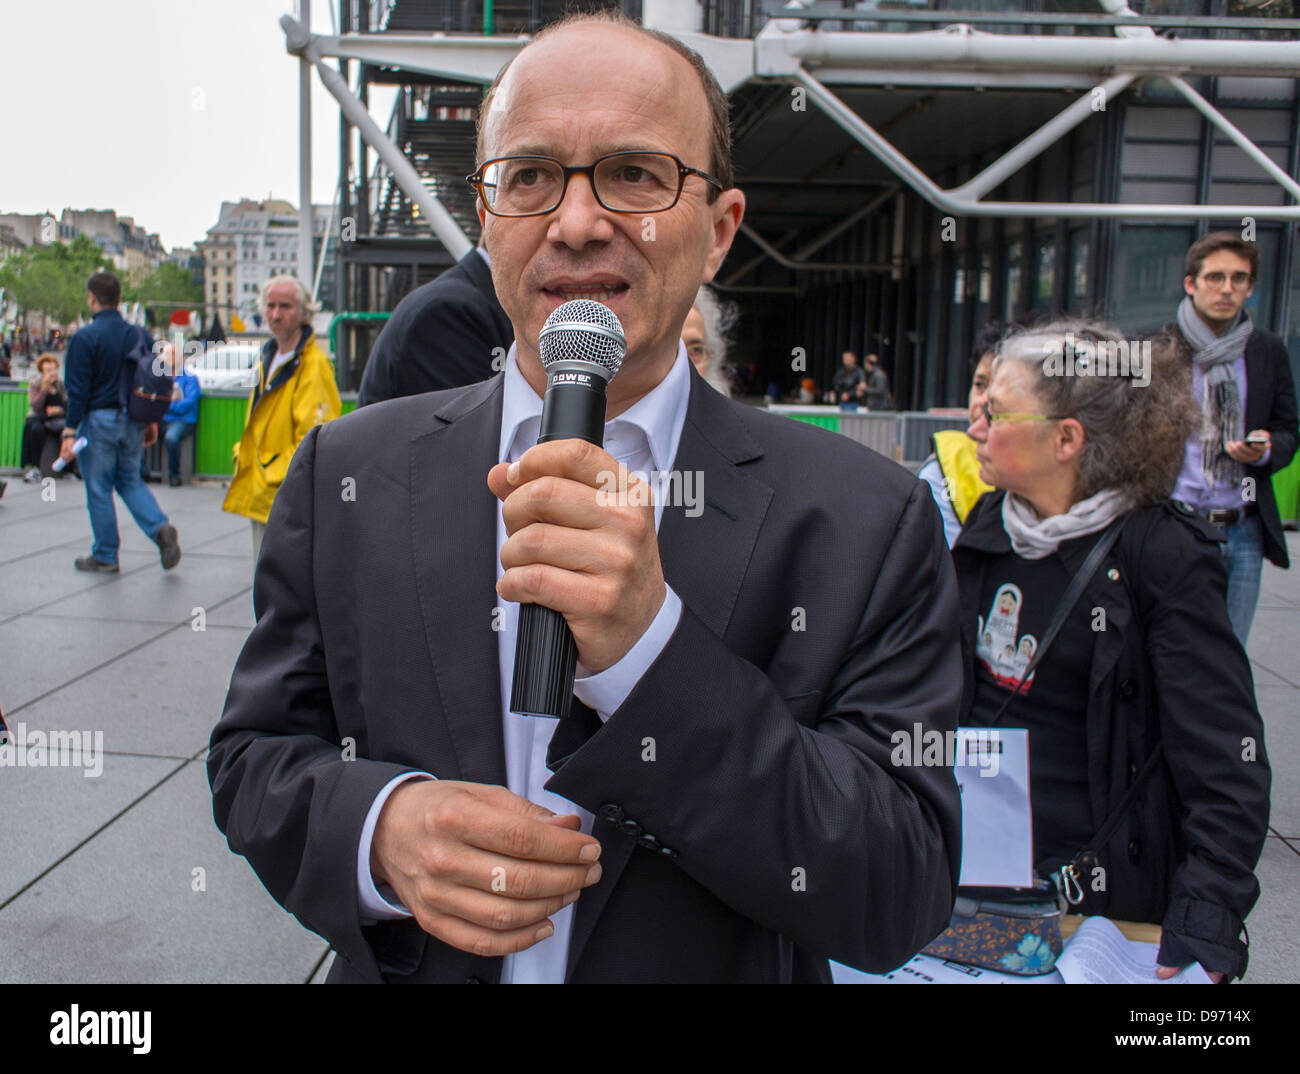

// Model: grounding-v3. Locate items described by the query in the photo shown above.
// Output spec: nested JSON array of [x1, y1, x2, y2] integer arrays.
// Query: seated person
[[161, 349, 201, 486], [23, 353, 67, 480], [955, 321, 1269, 982]]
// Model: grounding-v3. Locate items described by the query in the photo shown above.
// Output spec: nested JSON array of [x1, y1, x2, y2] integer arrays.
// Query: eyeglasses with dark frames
[[1197, 271, 1254, 289], [466, 152, 724, 217]]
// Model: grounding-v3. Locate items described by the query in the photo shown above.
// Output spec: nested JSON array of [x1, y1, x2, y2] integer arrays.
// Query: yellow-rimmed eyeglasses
[[466, 152, 724, 217], [981, 400, 1068, 424]]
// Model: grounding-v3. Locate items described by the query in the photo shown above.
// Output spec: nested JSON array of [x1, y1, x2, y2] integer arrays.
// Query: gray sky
[[1, 1, 394, 251]]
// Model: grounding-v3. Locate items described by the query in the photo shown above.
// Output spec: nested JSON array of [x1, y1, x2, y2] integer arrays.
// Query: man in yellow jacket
[[224, 275, 341, 571]]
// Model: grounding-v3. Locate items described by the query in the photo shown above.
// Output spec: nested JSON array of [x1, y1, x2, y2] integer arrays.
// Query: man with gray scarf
[[1170, 232, 1297, 644]]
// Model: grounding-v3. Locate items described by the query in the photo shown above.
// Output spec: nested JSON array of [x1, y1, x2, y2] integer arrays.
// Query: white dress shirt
[[354, 341, 691, 983]]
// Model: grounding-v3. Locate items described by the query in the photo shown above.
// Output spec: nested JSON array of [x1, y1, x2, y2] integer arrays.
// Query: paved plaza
[[0, 473, 1296, 983]]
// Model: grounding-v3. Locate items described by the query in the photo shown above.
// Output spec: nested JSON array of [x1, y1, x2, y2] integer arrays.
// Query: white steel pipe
[[282, 15, 473, 260], [763, 28, 1300, 78]]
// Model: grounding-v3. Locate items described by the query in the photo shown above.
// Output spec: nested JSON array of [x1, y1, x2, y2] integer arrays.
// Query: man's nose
[[546, 172, 616, 248]]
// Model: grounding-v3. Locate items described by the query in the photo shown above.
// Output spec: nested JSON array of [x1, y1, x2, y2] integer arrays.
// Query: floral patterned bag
[[922, 881, 1064, 975]]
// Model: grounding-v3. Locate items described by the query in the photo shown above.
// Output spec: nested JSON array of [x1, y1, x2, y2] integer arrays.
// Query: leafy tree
[[0, 235, 115, 325], [122, 261, 204, 328]]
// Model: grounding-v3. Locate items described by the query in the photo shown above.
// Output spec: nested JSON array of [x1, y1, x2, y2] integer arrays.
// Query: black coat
[[357, 249, 513, 407], [954, 491, 1271, 979], [208, 368, 965, 983]]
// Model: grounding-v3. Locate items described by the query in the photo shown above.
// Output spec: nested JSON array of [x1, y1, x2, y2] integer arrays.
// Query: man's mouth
[[543, 279, 630, 304]]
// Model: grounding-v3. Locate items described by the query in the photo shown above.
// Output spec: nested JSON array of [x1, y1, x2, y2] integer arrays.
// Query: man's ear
[[702, 189, 745, 283], [1183, 274, 1196, 298]]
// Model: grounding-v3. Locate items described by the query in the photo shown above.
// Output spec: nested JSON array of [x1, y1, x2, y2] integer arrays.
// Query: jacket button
[[1120, 679, 1138, 699], [465, 976, 483, 984], [598, 803, 623, 824], [660, 845, 679, 860], [619, 818, 644, 839], [637, 833, 661, 852], [1107, 568, 1120, 581], [1128, 839, 1141, 862]]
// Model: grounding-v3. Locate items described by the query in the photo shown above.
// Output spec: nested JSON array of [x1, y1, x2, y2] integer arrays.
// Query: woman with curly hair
[[956, 321, 1269, 982]]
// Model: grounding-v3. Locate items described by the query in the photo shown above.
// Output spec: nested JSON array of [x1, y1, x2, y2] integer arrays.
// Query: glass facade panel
[[1109, 225, 1195, 334], [1033, 236, 1055, 313]]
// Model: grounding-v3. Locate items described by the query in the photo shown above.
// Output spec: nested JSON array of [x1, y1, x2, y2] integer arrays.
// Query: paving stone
[[0, 761, 326, 983], [310, 950, 336, 984], [0, 754, 179, 904], [0, 612, 166, 709], [35, 553, 249, 625], [1247, 607, 1300, 689], [14, 624, 250, 759], [1242, 836, 1300, 984], [1256, 685, 1299, 839]]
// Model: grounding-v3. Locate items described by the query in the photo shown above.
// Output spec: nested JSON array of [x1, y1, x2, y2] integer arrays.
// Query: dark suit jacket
[[1172, 325, 1298, 567], [208, 367, 965, 983], [1242, 329, 1298, 568], [357, 249, 513, 407]]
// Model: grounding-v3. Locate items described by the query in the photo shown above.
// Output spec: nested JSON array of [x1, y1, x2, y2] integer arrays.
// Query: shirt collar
[[499, 340, 691, 473]]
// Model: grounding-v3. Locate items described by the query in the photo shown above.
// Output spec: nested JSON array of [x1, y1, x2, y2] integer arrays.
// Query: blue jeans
[[163, 420, 196, 479], [80, 408, 169, 564], [1220, 514, 1264, 647]]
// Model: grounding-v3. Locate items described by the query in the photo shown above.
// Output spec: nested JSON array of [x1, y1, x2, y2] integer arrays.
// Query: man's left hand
[[1225, 429, 1269, 464], [488, 440, 666, 673], [142, 422, 159, 448]]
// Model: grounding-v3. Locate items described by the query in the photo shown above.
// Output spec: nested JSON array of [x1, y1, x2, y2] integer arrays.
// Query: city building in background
[[196, 199, 336, 329]]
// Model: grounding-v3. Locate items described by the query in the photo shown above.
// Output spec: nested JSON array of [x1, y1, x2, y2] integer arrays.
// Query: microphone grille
[[538, 300, 625, 377]]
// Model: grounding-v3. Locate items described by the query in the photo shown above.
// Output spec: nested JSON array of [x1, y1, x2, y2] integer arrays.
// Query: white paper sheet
[[955, 726, 1034, 887], [1055, 917, 1212, 984]]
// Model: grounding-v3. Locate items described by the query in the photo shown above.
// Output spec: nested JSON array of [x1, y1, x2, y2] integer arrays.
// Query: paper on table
[[1055, 917, 1212, 984], [831, 953, 1063, 985], [955, 727, 1034, 887]]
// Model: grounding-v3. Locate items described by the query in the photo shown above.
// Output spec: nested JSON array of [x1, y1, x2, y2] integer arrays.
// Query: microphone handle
[[510, 369, 607, 718]]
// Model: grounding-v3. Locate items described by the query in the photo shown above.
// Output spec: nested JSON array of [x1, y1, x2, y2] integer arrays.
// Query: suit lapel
[[565, 374, 773, 979], [1243, 333, 1268, 432], [409, 377, 509, 787]]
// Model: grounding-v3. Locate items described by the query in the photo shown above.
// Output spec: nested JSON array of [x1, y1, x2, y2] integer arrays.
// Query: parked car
[[189, 342, 264, 391]]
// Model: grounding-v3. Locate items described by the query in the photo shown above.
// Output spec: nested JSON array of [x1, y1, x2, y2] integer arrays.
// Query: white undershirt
[[265, 348, 295, 384]]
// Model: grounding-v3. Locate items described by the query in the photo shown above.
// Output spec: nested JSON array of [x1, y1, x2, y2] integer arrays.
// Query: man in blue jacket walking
[[59, 272, 181, 572]]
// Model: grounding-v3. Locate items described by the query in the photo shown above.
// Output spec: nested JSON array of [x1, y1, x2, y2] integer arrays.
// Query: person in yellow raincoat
[[917, 322, 1018, 546], [224, 275, 341, 571]]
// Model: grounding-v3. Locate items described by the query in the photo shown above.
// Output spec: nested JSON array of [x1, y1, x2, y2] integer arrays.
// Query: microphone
[[510, 299, 626, 719]]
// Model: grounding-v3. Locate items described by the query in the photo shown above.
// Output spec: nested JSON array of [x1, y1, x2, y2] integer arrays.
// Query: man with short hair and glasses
[[211, 11, 963, 984], [1168, 231, 1297, 645]]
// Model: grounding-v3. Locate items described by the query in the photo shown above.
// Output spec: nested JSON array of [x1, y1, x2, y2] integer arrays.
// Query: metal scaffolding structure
[[290, 0, 1300, 402]]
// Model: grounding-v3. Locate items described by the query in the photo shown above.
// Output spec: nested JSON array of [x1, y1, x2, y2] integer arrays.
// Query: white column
[[298, 0, 314, 288]]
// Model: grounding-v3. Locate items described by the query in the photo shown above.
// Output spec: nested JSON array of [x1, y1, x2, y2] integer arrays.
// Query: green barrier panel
[[1273, 449, 1300, 523], [788, 413, 840, 432], [2, 385, 360, 478], [194, 392, 359, 476], [195, 394, 251, 477], [1, 386, 27, 469]]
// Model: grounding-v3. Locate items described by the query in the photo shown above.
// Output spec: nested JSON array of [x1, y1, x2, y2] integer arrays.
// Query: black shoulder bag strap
[[985, 517, 1126, 729]]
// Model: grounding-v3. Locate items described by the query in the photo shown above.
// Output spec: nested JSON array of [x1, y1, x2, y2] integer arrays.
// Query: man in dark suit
[[356, 242, 513, 406], [208, 13, 963, 983], [1170, 231, 1298, 644]]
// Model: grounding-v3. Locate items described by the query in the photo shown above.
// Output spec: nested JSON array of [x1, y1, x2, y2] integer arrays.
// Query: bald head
[[475, 13, 733, 195]]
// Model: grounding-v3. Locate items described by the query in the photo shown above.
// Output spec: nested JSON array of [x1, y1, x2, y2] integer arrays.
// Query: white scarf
[[1001, 489, 1130, 560]]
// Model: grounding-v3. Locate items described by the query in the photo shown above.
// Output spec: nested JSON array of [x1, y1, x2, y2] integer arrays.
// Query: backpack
[[118, 324, 174, 423]]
